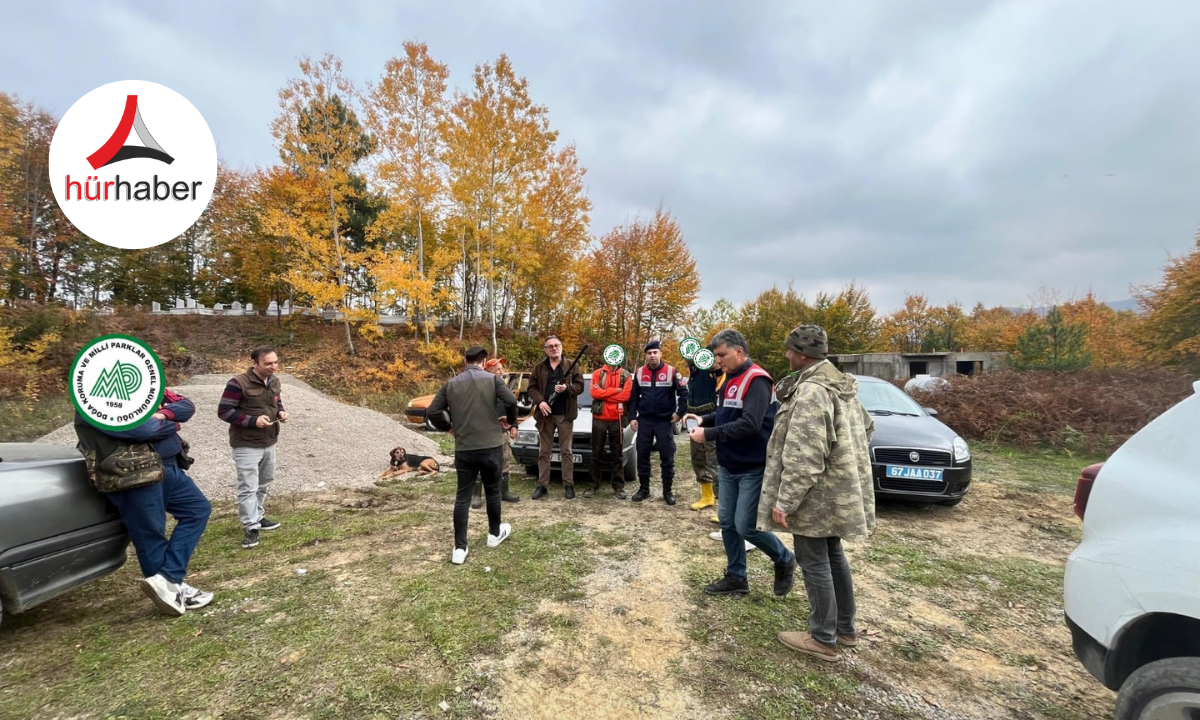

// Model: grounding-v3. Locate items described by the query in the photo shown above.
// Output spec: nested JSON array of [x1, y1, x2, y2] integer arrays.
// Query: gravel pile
[[36, 373, 451, 500]]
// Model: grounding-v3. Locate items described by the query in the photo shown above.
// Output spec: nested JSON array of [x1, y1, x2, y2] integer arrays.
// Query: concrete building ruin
[[827, 351, 1008, 382]]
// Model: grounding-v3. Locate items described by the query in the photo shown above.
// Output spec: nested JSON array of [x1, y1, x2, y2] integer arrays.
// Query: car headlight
[[517, 430, 538, 446], [952, 436, 970, 463]]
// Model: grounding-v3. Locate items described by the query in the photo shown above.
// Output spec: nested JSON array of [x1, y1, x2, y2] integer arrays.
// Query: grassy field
[[0, 445, 1114, 720]]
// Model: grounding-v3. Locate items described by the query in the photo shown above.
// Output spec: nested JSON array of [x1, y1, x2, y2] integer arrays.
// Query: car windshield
[[856, 380, 924, 416], [579, 377, 593, 407]]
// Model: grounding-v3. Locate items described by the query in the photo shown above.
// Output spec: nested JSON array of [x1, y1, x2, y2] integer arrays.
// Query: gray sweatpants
[[233, 445, 276, 529]]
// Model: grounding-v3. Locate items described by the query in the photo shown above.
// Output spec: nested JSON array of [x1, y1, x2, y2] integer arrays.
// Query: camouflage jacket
[[757, 360, 877, 541]]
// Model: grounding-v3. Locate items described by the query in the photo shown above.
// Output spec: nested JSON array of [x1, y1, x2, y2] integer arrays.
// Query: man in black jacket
[[627, 339, 687, 505], [427, 345, 519, 565], [685, 328, 797, 598]]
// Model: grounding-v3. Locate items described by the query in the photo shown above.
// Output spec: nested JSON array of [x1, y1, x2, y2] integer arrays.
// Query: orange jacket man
[[588, 362, 632, 498]]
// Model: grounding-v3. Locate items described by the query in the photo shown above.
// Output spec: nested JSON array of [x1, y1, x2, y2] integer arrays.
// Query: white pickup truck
[[1064, 379, 1200, 720]]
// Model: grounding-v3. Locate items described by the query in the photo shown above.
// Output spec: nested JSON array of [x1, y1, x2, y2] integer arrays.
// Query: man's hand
[[671, 413, 680, 423], [151, 412, 166, 421], [499, 417, 511, 430], [256, 415, 272, 428], [508, 426, 518, 440], [554, 382, 567, 395], [278, 411, 290, 423], [538, 401, 552, 417], [629, 419, 638, 432], [688, 426, 706, 444], [772, 506, 789, 529]]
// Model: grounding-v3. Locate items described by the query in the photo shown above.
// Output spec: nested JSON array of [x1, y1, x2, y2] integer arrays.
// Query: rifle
[[546, 344, 589, 406]]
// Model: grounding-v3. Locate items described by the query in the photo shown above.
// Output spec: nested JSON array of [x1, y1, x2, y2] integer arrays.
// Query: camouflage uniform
[[757, 359, 875, 539], [759, 325, 875, 652]]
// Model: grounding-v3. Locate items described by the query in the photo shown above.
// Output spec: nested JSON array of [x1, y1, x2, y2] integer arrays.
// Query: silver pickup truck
[[0, 443, 129, 627]]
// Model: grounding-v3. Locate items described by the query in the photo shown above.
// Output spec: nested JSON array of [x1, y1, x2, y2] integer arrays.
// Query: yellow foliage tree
[[364, 41, 450, 343], [267, 54, 373, 355]]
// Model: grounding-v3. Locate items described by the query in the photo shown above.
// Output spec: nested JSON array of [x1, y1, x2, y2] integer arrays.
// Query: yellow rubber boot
[[690, 482, 715, 511], [710, 513, 720, 524]]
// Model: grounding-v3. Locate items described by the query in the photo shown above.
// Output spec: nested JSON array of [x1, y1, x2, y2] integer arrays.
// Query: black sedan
[[853, 375, 972, 506], [0, 443, 130, 626]]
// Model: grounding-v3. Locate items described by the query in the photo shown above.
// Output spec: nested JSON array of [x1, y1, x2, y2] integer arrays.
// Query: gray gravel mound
[[36, 374, 451, 500]]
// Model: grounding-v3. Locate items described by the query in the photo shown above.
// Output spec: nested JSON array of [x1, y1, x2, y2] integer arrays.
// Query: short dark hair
[[251, 346, 277, 363], [465, 347, 489, 364], [710, 328, 749, 355]]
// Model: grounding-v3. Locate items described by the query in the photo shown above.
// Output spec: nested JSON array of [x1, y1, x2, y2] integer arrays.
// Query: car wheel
[[423, 416, 437, 431], [1116, 657, 1200, 720], [525, 465, 537, 477], [940, 497, 964, 507]]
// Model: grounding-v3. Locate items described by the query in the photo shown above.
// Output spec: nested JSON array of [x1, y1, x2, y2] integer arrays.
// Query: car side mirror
[[924, 407, 938, 417]]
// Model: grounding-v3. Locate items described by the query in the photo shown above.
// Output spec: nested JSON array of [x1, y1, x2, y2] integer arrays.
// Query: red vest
[[720, 364, 772, 410], [637, 364, 676, 388]]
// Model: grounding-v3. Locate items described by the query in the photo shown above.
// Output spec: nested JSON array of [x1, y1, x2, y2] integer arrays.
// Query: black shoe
[[258, 517, 281, 531], [471, 480, 484, 509], [500, 474, 520, 502], [532, 485, 548, 500], [664, 491, 677, 506], [631, 487, 650, 502], [704, 573, 749, 596], [242, 528, 259, 550], [774, 556, 797, 597], [565, 485, 576, 500]]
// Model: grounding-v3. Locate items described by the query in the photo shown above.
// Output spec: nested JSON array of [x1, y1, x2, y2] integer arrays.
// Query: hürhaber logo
[[49, 80, 217, 249]]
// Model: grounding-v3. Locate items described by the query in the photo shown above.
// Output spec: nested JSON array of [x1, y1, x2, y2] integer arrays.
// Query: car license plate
[[551, 452, 582, 464], [885, 465, 944, 481]]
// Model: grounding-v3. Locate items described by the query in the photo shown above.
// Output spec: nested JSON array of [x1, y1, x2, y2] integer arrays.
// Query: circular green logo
[[693, 348, 715, 370], [69, 334, 165, 431], [603, 344, 626, 366], [680, 337, 702, 359]]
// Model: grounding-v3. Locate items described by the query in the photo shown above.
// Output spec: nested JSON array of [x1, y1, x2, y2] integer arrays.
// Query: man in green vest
[[218, 346, 290, 550]]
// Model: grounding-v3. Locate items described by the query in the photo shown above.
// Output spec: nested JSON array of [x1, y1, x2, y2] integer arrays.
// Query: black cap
[[644, 339, 662, 352], [464, 345, 489, 363]]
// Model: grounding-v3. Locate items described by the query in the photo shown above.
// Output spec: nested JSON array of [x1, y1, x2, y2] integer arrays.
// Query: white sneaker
[[707, 531, 756, 553], [487, 523, 512, 548], [452, 547, 469, 565], [180, 582, 214, 610], [140, 574, 185, 616]]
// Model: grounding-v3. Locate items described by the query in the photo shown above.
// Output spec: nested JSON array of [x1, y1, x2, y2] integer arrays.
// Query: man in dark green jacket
[[427, 345, 519, 565]]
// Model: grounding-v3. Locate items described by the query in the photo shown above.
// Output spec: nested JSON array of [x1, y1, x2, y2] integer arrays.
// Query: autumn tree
[[364, 41, 450, 342], [267, 54, 374, 354], [733, 284, 812, 378], [1010, 306, 1093, 371], [579, 207, 700, 355], [1059, 293, 1143, 368], [1136, 234, 1200, 372], [809, 283, 882, 354], [881, 294, 937, 352], [443, 54, 557, 353]]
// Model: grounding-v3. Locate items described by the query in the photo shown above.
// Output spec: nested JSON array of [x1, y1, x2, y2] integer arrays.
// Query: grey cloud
[[4, 0, 1198, 312]]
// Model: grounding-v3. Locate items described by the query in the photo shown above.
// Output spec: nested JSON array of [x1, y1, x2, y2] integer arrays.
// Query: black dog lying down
[[377, 446, 441, 480]]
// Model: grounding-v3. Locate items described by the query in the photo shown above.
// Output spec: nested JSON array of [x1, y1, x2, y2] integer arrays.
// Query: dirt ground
[[474, 453, 1114, 720]]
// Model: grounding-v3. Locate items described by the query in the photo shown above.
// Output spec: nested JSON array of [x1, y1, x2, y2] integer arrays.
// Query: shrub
[[907, 368, 1195, 454]]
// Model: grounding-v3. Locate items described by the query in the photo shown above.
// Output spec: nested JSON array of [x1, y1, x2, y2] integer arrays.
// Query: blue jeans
[[717, 466, 793, 580], [107, 461, 212, 584]]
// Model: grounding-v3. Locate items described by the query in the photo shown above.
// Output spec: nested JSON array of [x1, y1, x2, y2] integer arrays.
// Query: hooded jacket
[[757, 360, 876, 541]]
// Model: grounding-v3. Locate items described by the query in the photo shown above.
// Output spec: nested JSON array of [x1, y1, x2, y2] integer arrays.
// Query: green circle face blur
[[603, 344, 626, 366], [693, 348, 715, 370], [680, 337, 701, 359]]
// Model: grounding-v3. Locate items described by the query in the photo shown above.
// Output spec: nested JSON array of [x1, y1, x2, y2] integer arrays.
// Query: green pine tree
[[1010, 306, 1093, 371]]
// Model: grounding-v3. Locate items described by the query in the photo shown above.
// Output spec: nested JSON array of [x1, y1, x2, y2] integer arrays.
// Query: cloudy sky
[[6, 0, 1199, 312]]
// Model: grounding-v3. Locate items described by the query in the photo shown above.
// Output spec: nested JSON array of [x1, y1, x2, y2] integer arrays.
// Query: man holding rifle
[[527, 335, 585, 500]]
